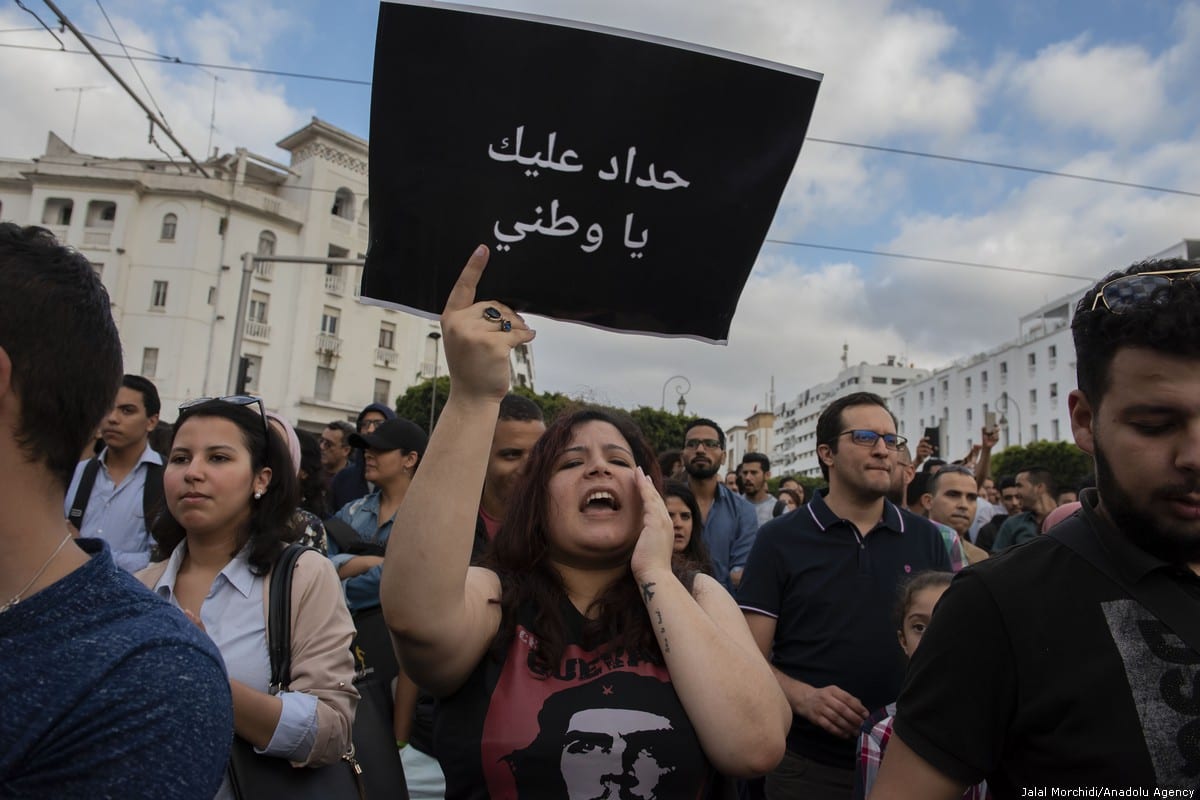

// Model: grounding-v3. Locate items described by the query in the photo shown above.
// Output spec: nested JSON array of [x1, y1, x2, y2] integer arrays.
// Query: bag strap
[[1049, 515, 1200, 656], [266, 544, 309, 694], [323, 517, 364, 553], [66, 458, 102, 530], [142, 462, 164, 529]]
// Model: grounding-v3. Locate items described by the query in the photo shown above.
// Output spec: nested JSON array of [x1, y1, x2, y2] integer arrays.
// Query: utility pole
[[227, 253, 367, 395], [54, 86, 105, 147]]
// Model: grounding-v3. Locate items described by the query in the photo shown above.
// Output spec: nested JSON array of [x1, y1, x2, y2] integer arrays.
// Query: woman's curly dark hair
[[151, 400, 300, 575], [482, 408, 698, 675]]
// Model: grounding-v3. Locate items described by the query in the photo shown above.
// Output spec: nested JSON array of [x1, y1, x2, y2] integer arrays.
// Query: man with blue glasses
[[738, 391, 950, 800], [874, 259, 1200, 797]]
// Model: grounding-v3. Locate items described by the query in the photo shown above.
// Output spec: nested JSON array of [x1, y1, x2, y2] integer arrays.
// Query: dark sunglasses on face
[[1091, 267, 1200, 313]]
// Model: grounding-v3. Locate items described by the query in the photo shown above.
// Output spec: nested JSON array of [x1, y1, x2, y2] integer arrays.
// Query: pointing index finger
[[444, 244, 490, 313]]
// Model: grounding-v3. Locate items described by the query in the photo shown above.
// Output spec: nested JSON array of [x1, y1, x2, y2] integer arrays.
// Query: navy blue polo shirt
[[737, 489, 951, 768]]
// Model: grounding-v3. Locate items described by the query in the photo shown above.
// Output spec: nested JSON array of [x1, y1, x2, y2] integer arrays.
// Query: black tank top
[[434, 596, 712, 798]]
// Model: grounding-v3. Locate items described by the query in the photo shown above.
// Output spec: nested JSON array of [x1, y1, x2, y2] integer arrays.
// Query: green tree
[[991, 440, 1093, 488], [628, 407, 698, 456], [393, 376, 450, 435], [394, 381, 702, 458]]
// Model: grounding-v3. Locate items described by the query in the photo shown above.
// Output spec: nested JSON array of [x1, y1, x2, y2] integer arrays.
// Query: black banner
[[365, 0, 822, 342]]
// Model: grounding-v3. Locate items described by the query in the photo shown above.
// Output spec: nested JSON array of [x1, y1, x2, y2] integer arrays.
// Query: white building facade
[[0, 121, 535, 431], [889, 237, 1199, 460], [771, 356, 930, 479], [889, 296, 1080, 460]]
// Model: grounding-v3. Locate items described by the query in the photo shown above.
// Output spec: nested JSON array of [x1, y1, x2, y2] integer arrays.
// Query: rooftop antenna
[[841, 342, 849, 371], [54, 85, 105, 147], [194, 67, 223, 159]]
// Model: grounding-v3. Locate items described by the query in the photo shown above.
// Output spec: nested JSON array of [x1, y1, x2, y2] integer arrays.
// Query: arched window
[[257, 230, 276, 256], [161, 213, 178, 241], [331, 187, 355, 221], [360, 198, 369, 225]]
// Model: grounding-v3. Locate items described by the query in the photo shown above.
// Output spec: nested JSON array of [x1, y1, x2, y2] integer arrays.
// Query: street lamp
[[428, 331, 442, 433], [661, 375, 691, 414], [998, 391, 1022, 447]]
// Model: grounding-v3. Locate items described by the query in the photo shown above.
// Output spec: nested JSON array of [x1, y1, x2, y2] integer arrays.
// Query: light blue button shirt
[[702, 483, 759, 593], [152, 542, 320, 795], [63, 444, 162, 573]]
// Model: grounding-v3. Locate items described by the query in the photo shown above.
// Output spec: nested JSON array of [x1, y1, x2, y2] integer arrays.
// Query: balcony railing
[[419, 361, 438, 379], [254, 261, 274, 280], [375, 347, 397, 368], [315, 333, 342, 356], [245, 320, 271, 341], [82, 227, 111, 247], [324, 273, 345, 295]]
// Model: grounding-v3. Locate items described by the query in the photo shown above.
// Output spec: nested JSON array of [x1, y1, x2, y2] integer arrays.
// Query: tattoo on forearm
[[640, 581, 656, 603], [655, 610, 663, 625], [655, 609, 669, 652]]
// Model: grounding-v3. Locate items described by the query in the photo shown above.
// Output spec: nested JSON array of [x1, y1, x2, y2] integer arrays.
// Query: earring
[[254, 491, 263, 500]]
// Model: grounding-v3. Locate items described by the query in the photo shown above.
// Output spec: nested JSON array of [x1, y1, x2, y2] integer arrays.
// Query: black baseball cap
[[348, 418, 428, 456]]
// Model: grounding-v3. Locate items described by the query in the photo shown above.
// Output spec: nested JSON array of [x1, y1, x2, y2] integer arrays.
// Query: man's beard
[[684, 458, 720, 480], [1094, 440, 1200, 564]]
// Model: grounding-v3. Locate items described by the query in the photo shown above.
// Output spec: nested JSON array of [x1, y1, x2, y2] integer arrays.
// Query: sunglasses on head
[[1091, 267, 1200, 313], [178, 394, 270, 442]]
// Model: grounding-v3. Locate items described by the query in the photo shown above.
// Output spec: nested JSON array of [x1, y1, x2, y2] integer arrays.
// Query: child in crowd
[[854, 571, 988, 800]]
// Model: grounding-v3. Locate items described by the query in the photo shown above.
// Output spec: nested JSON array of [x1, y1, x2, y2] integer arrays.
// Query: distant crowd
[[3, 224, 1198, 800]]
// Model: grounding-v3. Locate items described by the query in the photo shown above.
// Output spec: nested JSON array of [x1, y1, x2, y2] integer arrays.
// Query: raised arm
[[631, 469, 790, 776], [974, 426, 999, 490], [379, 246, 535, 696]]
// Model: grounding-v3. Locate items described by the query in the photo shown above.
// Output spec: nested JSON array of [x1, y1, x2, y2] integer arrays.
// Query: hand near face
[[630, 467, 673, 583], [440, 245, 536, 402], [915, 437, 934, 462]]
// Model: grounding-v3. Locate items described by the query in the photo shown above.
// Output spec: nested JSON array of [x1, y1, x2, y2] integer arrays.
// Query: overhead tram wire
[[4, 39, 1196, 201], [11, 0, 62, 48], [0, 41, 372, 85], [95, 0, 172, 129], [806, 138, 1200, 200], [36, 0, 209, 177], [761, 239, 1095, 282], [26, 157, 1082, 282], [5, 22, 1194, 280]]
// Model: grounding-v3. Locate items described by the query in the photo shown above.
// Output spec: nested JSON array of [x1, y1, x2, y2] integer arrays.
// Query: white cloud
[[0, 5, 309, 161], [1009, 37, 1169, 143]]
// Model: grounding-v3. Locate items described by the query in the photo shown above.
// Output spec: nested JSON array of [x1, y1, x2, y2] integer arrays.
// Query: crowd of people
[[2, 224, 1198, 800]]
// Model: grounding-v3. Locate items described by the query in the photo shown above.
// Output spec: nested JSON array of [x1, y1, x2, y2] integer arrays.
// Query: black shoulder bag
[[227, 544, 368, 800]]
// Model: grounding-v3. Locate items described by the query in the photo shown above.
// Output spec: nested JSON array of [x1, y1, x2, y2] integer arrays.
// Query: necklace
[[1, 532, 73, 614]]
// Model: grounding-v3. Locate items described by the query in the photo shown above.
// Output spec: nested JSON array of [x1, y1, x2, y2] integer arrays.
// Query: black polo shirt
[[894, 489, 1200, 795], [737, 489, 951, 767]]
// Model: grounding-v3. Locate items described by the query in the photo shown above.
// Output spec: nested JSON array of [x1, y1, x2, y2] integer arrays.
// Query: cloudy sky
[[2, 0, 1198, 429]]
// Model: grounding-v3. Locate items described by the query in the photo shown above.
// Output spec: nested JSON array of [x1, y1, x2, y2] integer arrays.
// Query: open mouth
[[580, 490, 620, 512]]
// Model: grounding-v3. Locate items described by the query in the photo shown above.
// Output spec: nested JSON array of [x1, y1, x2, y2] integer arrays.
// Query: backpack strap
[[142, 462, 164, 530], [266, 544, 309, 694], [66, 458, 102, 531], [1049, 515, 1200, 656]]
